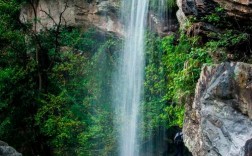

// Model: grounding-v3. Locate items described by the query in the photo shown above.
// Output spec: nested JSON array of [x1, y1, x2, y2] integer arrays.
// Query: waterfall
[[112, 0, 173, 155], [158, 0, 172, 31], [113, 0, 149, 156]]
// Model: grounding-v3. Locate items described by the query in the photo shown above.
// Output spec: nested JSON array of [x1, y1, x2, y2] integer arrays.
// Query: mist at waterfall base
[[112, 0, 173, 156]]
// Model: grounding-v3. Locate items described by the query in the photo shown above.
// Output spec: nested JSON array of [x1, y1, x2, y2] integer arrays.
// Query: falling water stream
[[113, 0, 170, 156], [113, 0, 149, 156]]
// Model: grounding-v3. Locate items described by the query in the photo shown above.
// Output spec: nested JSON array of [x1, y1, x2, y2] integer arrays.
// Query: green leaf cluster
[[162, 33, 212, 101]]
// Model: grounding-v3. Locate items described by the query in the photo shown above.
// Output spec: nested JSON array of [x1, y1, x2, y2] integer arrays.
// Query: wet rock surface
[[0, 141, 22, 156], [148, 10, 179, 37], [183, 62, 252, 156]]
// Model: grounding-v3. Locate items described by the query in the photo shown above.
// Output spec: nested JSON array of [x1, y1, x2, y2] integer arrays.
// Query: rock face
[[0, 141, 22, 156], [213, 0, 252, 19], [148, 10, 179, 37], [176, 0, 217, 28], [20, 0, 124, 36], [177, 0, 252, 18], [183, 62, 252, 156], [176, 0, 252, 28], [20, 0, 178, 37]]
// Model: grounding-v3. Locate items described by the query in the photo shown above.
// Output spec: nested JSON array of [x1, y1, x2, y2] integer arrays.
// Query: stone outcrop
[[176, 0, 217, 28], [176, 0, 252, 28], [20, 0, 124, 36], [177, 0, 252, 19], [183, 62, 252, 156], [186, 22, 220, 43], [213, 0, 252, 19], [0, 141, 22, 156], [20, 0, 179, 37], [176, 0, 188, 29]]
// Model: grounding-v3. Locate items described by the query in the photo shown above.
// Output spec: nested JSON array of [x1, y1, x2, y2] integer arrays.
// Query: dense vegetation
[[1, 0, 251, 155], [0, 0, 121, 155], [143, 2, 252, 150], [0, 0, 186, 155]]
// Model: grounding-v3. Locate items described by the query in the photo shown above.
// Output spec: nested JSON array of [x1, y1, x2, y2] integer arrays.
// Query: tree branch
[[39, 9, 58, 26]]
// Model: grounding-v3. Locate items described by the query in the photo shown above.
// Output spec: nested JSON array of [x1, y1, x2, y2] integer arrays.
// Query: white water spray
[[113, 0, 149, 156]]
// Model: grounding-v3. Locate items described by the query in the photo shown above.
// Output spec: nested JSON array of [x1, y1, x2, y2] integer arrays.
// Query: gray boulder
[[183, 62, 252, 156], [0, 141, 22, 156]]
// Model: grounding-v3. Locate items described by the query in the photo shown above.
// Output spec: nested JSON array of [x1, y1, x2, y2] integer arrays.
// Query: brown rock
[[20, 0, 124, 36], [177, 0, 252, 23], [186, 22, 220, 43], [214, 0, 252, 19]]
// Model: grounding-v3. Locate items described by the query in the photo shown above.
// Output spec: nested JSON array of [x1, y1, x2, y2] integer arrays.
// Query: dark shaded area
[[140, 127, 192, 156], [245, 138, 252, 156], [148, 5, 179, 37]]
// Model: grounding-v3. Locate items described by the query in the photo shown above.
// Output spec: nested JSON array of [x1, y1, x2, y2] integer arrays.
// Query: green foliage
[[142, 31, 212, 136], [207, 30, 248, 48], [2, 0, 244, 155], [166, 0, 176, 8], [188, 4, 251, 62], [201, 7, 225, 23], [74, 37, 120, 156], [35, 92, 84, 150], [33, 30, 120, 155], [202, 30, 249, 62], [77, 109, 116, 156], [0, 0, 120, 154], [141, 30, 211, 141], [0, 1, 41, 154], [202, 13, 221, 23], [162, 33, 212, 102], [160, 105, 184, 128], [142, 32, 166, 138], [199, 6, 225, 26], [149, 0, 176, 12]]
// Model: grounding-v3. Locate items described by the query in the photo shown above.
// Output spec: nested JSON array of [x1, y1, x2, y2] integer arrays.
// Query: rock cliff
[[20, 0, 179, 37], [177, 0, 252, 27], [183, 62, 252, 156], [179, 0, 252, 155], [20, 0, 124, 36]]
